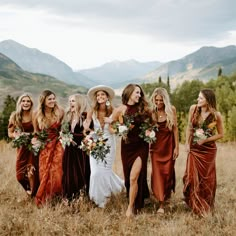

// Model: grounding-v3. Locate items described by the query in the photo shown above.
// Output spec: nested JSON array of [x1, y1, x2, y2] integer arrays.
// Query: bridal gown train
[[89, 114, 124, 208]]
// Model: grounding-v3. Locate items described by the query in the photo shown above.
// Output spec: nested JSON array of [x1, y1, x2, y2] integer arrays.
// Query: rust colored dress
[[121, 104, 150, 211], [150, 120, 176, 202], [183, 108, 217, 216], [9, 121, 39, 196], [35, 122, 64, 206], [62, 113, 90, 200]]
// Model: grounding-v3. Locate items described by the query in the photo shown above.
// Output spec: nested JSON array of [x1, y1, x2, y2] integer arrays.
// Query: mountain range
[[0, 52, 86, 109], [0, 39, 236, 91]]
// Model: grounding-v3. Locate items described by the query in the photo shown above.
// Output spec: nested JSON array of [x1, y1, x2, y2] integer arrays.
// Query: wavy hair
[[9, 93, 34, 130], [91, 90, 113, 117], [194, 88, 217, 123], [36, 90, 60, 129], [150, 87, 174, 130], [122, 84, 149, 114], [64, 94, 90, 124]]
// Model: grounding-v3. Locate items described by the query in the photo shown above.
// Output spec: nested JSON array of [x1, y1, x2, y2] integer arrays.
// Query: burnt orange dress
[[183, 108, 217, 216], [35, 122, 64, 206], [150, 120, 175, 202], [121, 104, 150, 211], [9, 121, 39, 196]]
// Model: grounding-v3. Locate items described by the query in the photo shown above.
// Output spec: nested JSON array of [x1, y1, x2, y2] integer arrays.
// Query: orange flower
[[208, 121, 217, 129]]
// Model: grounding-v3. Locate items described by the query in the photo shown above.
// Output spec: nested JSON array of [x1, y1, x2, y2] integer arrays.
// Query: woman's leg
[[126, 156, 142, 217]]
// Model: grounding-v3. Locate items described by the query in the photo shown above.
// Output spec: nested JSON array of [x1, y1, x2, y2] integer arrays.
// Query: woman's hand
[[104, 117, 113, 124], [173, 147, 179, 160]]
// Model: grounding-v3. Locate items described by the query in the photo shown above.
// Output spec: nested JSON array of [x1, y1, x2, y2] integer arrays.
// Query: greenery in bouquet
[[59, 122, 76, 149], [139, 118, 158, 144], [110, 113, 135, 141], [29, 129, 50, 156], [79, 128, 110, 164], [12, 128, 33, 148], [193, 120, 217, 144]]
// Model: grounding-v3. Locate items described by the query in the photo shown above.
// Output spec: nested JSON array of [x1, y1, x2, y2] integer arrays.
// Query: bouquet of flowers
[[12, 128, 33, 148], [29, 129, 50, 156], [79, 128, 110, 164], [139, 118, 158, 144], [193, 121, 216, 144], [111, 114, 135, 141], [59, 122, 76, 149]]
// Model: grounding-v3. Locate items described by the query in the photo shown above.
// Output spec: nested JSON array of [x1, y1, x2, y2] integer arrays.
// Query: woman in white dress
[[84, 85, 124, 208]]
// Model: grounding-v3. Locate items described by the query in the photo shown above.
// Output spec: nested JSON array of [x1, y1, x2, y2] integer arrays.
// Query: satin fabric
[[150, 120, 175, 202]]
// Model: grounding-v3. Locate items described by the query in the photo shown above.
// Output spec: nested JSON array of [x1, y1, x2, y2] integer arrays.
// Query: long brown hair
[[91, 90, 113, 117], [122, 84, 149, 114], [194, 89, 217, 124], [35, 90, 60, 129]]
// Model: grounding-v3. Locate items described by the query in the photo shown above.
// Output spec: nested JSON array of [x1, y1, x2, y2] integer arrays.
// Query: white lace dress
[[89, 114, 124, 208]]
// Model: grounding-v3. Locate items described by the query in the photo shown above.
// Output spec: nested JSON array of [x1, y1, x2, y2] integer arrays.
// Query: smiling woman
[[33, 89, 65, 206]]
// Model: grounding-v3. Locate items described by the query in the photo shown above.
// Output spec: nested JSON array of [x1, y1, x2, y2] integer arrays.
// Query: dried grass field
[[0, 140, 235, 236]]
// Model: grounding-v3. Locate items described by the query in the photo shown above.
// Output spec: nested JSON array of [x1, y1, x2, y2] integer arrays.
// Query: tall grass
[[0, 140, 235, 235]]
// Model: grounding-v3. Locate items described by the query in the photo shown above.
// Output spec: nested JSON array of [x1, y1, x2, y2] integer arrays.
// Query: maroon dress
[[62, 114, 91, 200], [183, 107, 217, 216], [121, 104, 150, 211], [150, 120, 175, 202]]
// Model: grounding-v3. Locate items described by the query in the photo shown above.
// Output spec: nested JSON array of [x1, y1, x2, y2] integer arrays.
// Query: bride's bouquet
[[79, 128, 110, 164]]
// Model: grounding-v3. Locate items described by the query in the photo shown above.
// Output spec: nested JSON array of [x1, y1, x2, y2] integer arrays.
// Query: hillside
[[0, 39, 90, 86], [0, 53, 87, 109], [143, 45, 236, 86]]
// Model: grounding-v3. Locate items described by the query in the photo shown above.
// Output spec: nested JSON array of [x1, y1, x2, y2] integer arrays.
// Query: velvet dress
[[9, 121, 39, 196], [183, 107, 217, 216], [35, 122, 64, 206], [62, 114, 91, 200], [150, 120, 176, 203], [121, 104, 150, 211]]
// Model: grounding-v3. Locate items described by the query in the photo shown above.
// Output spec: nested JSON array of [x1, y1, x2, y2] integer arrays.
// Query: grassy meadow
[[0, 140, 235, 236]]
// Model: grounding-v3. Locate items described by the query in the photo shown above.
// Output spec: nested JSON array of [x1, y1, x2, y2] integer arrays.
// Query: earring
[[106, 100, 111, 107]]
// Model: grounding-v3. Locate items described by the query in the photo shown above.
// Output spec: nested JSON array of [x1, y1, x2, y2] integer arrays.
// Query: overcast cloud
[[0, 0, 235, 69]]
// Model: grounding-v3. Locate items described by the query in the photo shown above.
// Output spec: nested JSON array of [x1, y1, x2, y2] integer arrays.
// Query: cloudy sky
[[0, 0, 236, 70]]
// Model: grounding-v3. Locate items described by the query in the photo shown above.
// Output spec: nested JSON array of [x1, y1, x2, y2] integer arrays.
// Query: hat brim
[[87, 85, 115, 101]]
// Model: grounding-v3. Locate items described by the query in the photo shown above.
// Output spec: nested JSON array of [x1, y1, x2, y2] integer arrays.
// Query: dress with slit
[[62, 113, 91, 200], [183, 106, 217, 216], [89, 114, 124, 208], [35, 122, 64, 206], [121, 104, 150, 211], [150, 120, 176, 202]]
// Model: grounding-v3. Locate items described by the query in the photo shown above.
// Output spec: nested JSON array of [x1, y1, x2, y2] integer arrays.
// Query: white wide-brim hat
[[87, 85, 115, 101]]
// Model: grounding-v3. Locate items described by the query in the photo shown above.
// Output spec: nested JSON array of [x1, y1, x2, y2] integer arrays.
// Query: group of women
[[8, 83, 224, 218]]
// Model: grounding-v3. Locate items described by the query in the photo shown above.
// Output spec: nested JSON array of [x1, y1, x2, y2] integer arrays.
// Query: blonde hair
[[150, 87, 174, 130], [9, 93, 34, 130], [64, 94, 90, 123], [35, 90, 60, 130]]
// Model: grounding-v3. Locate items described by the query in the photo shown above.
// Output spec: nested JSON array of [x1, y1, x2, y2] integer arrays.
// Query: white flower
[[119, 125, 128, 133], [149, 130, 156, 138]]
